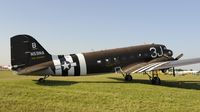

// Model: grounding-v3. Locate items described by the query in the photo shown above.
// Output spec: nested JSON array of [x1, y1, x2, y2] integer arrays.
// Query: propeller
[[174, 53, 183, 60], [172, 53, 183, 77]]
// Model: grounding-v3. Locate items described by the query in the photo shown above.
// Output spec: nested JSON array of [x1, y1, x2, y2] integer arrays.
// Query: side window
[[138, 53, 142, 57], [113, 57, 120, 64], [97, 60, 101, 64], [105, 59, 109, 62]]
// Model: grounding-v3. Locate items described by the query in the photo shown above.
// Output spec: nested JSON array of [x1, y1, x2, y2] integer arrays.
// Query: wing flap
[[17, 61, 54, 74], [122, 62, 147, 74]]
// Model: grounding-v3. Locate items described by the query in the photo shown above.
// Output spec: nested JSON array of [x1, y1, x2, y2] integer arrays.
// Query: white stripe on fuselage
[[64, 55, 74, 76], [52, 55, 62, 75], [76, 53, 87, 75]]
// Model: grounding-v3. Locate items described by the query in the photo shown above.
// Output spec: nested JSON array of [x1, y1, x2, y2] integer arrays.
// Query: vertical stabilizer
[[11, 35, 52, 71]]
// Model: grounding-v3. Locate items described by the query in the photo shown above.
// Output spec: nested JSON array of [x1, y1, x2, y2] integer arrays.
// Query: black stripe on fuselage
[[70, 54, 80, 76], [58, 55, 68, 76], [50, 58, 56, 74]]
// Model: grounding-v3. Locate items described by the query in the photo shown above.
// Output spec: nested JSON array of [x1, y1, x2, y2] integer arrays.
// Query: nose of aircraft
[[166, 49, 173, 57]]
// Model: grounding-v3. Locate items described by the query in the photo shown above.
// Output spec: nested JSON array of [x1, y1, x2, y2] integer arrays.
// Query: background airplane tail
[[11, 35, 52, 71]]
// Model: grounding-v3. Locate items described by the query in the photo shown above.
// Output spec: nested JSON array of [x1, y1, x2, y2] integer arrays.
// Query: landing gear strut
[[145, 71, 161, 85], [116, 68, 133, 81], [38, 75, 49, 83]]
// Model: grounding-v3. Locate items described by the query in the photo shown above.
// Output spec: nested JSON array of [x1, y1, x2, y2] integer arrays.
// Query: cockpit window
[[168, 50, 173, 56]]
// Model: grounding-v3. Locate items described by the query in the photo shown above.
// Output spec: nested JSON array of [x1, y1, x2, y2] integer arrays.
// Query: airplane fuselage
[[45, 44, 172, 76]]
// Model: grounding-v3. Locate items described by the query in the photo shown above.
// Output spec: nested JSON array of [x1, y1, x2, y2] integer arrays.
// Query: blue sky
[[0, 0, 200, 70]]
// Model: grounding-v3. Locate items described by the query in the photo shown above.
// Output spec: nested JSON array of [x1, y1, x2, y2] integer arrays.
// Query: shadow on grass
[[109, 77, 200, 90], [33, 78, 200, 90], [33, 79, 126, 86], [33, 80, 78, 86]]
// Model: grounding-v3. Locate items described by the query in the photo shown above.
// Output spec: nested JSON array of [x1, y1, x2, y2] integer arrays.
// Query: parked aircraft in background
[[0, 65, 11, 70], [10, 35, 200, 84], [168, 70, 199, 76]]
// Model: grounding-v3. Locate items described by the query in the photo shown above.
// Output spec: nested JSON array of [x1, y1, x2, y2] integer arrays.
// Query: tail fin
[[11, 35, 52, 71]]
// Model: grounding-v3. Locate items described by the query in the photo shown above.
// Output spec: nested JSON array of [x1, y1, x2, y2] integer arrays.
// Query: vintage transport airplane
[[11, 34, 200, 84]]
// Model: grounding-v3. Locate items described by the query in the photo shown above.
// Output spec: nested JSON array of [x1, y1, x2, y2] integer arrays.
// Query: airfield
[[0, 71, 200, 112]]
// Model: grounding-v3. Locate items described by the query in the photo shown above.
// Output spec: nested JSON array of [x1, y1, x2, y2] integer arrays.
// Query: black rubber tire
[[151, 77, 161, 85], [38, 78, 45, 83], [125, 75, 133, 81]]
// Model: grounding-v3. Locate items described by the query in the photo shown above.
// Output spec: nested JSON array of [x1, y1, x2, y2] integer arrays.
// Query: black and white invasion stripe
[[51, 53, 87, 76]]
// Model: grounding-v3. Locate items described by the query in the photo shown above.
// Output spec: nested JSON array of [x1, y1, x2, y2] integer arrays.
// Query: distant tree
[[176, 69, 184, 71], [168, 68, 184, 72]]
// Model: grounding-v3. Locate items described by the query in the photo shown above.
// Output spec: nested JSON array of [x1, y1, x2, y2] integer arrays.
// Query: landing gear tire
[[125, 75, 133, 81], [151, 77, 161, 85], [38, 78, 45, 83]]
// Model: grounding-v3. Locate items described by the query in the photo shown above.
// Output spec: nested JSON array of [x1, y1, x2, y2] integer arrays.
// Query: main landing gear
[[116, 67, 133, 81], [122, 72, 161, 85], [145, 71, 161, 85], [38, 75, 49, 83], [124, 74, 133, 81], [121, 72, 133, 81], [120, 70, 161, 84], [117, 67, 161, 84]]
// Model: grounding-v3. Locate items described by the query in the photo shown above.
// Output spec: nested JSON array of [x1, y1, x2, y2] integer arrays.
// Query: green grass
[[0, 71, 200, 112]]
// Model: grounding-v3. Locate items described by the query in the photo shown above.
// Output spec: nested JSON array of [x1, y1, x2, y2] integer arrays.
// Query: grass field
[[0, 71, 200, 112]]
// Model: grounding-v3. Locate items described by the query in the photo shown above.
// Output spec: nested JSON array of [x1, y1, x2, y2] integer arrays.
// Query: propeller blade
[[175, 53, 183, 60]]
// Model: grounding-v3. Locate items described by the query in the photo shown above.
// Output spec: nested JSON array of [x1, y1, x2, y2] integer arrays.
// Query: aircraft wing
[[122, 62, 147, 74], [122, 58, 200, 74]]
